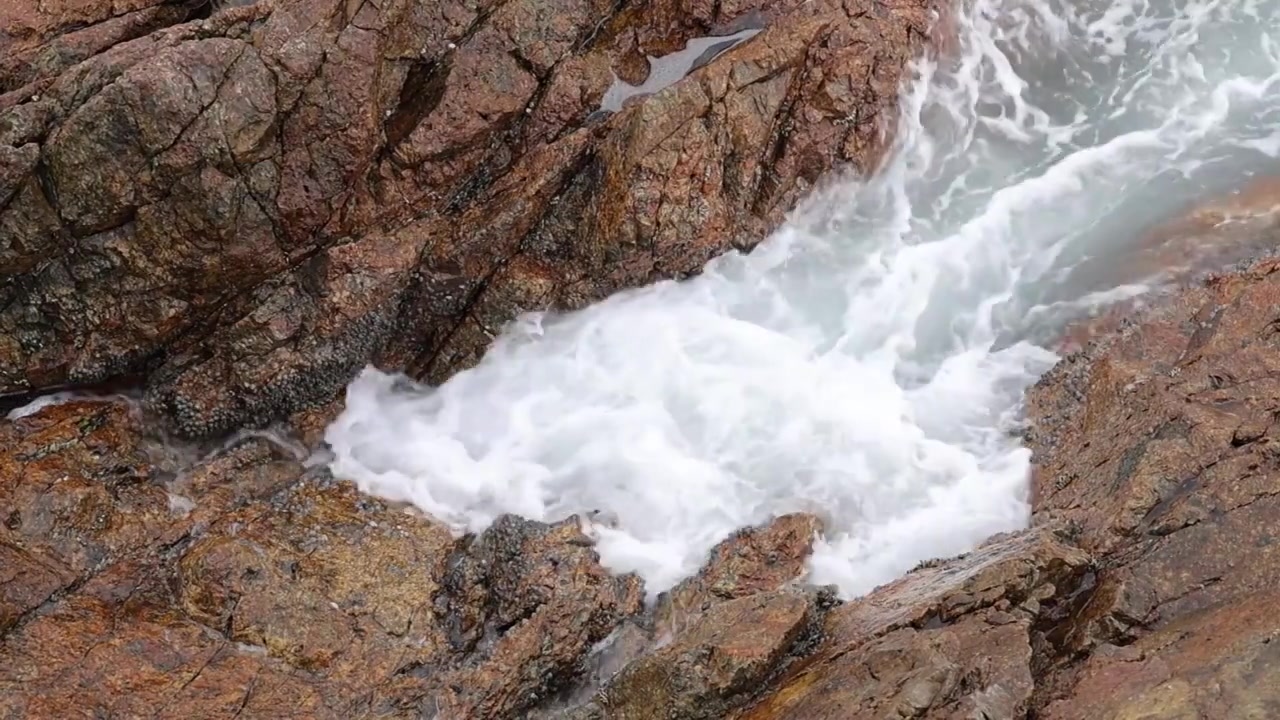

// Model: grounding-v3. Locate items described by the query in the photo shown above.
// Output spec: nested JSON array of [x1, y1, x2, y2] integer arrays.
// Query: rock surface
[[0, 398, 832, 718], [736, 528, 1094, 719], [8, 0, 1280, 716], [0, 400, 643, 719], [6, 0, 945, 711], [0, 0, 939, 438], [1053, 176, 1280, 354], [1025, 255, 1280, 717]]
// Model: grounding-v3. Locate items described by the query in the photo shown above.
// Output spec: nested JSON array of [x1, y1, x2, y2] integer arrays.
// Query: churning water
[[327, 0, 1280, 597]]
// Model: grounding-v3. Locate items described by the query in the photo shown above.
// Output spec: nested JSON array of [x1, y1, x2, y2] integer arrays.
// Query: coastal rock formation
[[0, 0, 939, 438], [738, 529, 1093, 719], [0, 400, 619, 718], [8, 0, 1280, 716], [1025, 256, 1280, 717], [0, 399, 824, 718]]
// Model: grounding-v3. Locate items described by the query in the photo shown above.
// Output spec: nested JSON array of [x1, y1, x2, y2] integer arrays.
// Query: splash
[[327, 0, 1280, 597]]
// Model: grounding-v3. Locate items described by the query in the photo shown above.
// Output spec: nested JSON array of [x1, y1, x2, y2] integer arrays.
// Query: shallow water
[[598, 28, 762, 114], [327, 0, 1280, 598]]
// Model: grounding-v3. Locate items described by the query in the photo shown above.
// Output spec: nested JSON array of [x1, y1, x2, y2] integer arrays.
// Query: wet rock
[[0, 400, 645, 719], [1, 0, 941, 438], [1052, 177, 1280, 354], [1038, 592, 1280, 719], [384, 0, 941, 384], [0, 0, 195, 94], [1026, 255, 1280, 712], [144, 223, 428, 438], [427, 515, 645, 718], [737, 529, 1093, 719], [566, 589, 830, 720], [536, 513, 826, 717], [655, 512, 823, 636], [0, 399, 161, 627]]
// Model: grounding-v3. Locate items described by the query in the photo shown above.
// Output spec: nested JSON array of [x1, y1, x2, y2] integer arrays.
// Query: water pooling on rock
[[597, 28, 762, 114], [327, 0, 1280, 597]]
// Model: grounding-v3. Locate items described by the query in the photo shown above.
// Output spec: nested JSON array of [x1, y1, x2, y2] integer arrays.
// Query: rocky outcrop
[[1054, 177, 1280, 354], [716, 245, 1280, 716], [12, 0, 1280, 716], [0, 399, 633, 718], [738, 529, 1093, 718], [0, 397, 834, 719], [564, 588, 833, 720], [1024, 255, 1280, 717], [3, 1, 948, 711], [1, 0, 938, 438]]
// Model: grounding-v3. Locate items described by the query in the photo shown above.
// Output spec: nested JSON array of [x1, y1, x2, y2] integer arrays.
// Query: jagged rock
[[12, 251, 1280, 717], [1037, 593, 1280, 719], [1053, 177, 1280, 354], [536, 513, 826, 718], [0, 401, 642, 719], [654, 512, 823, 636], [33, 0, 1280, 718], [0, 0, 194, 94], [1024, 255, 1280, 713], [424, 515, 645, 719], [145, 223, 427, 438], [565, 588, 832, 720], [736, 529, 1093, 719], [0, 0, 939, 438], [381, 0, 940, 384]]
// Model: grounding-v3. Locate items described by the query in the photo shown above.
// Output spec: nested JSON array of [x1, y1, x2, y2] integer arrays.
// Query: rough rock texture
[[14, 0, 1280, 716], [737, 529, 1094, 719], [709, 249, 1280, 717], [564, 588, 833, 720], [653, 512, 823, 636], [0, 397, 836, 719], [0, 400, 642, 719], [0, 0, 939, 439], [1024, 255, 1280, 717]]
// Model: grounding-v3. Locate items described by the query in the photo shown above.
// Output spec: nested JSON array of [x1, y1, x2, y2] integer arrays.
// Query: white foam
[[328, 0, 1280, 598], [5, 391, 81, 420]]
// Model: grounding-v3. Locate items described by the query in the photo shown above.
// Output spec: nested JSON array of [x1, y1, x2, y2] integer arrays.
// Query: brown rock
[[1026, 255, 1280, 712], [1052, 177, 1280, 354], [567, 589, 830, 720], [427, 514, 645, 718], [0, 559, 332, 720], [536, 513, 827, 717], [1, 0, 941, 438], [0, 0, 195, 94], [655, 512, 823, 636], [1038, 592, 1280, 720], [145, 222, 428, 438], [0, 400, 646, 719], [737, 529, 1093, 719]]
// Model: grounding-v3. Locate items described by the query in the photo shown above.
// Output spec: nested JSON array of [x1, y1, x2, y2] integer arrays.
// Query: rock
[[0, 401, 645, 719], [567, 589, 830, 720], [532, 513, 826, 718], [382, 0, 941, 385], [736, 529, 1093, 719], [425, 515, 645, 718], [1037, 592, 1280, 719], [144, 223, 428, 438], [654, 512, 823, 636], [1051, 177, 1280, 354], [0, 0, 194, 95], [1026, 255, 1280, 712], [0, 0, 940, 438]]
